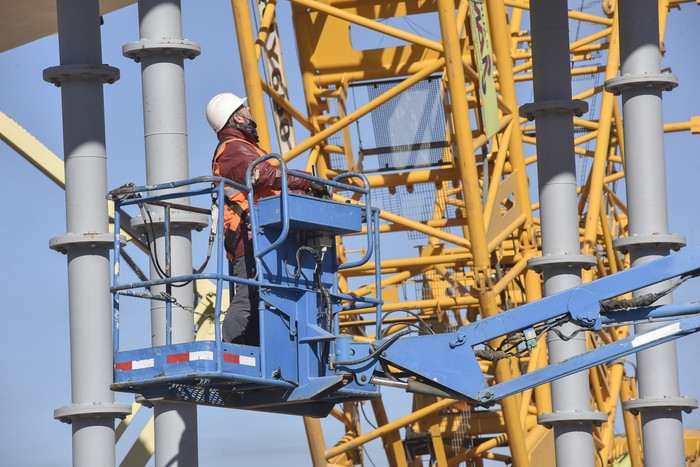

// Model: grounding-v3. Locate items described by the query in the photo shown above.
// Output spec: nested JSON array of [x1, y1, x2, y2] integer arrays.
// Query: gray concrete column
[[606, 1, 697, 466], [44, 0, 131, 466], [522, 2, 605, 466], [123, 1, 201, 465]]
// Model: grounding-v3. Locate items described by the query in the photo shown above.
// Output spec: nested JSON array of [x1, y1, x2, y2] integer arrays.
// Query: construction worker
[[206, 92, 323, 345]]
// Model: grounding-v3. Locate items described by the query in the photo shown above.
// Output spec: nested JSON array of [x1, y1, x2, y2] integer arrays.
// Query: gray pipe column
[[123, 1, 201, 465], [44, 0, 131, 466], [606, 1, 697, 466], [521, 2, 606, 466]]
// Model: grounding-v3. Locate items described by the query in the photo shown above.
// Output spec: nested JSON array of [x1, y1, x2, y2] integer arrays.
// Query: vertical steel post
[[522, 2, 606, 466], [44, 0, 131, 465], [435, 0, 530, 465], [123, 1, 201, 465], [485, 0, 549, 414], [231, 0, 272, 152], [606, 1, 697, 466]]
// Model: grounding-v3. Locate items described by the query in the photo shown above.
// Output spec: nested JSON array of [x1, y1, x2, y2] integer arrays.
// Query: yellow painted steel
[[119, 414, 155, 467], [276, 0, 687, 462], [303, 416, 329, 467], [371, 399, 408, 467], [231, 0, 272, 151], [325, 398, 459, 460], [0, 111, 65, 187], [6, 0, 699, 465]]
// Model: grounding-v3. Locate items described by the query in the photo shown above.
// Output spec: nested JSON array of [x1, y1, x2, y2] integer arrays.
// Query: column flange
[[49, 233, 126, 254], [54, 402, 132, 424], [538, 410, 608, 429], [604, 73, 678, 95], [130, 212, 209, 232], [612, 233, 686, 254], [123, 39, 201, 62], [43, 64, 120, 87], [623, 396, 698, 415], [519, 99, 589, 121], [527, 253, 597, 273]]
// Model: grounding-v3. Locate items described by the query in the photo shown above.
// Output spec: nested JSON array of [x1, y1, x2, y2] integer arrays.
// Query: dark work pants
[[222, 254, 260, 345]]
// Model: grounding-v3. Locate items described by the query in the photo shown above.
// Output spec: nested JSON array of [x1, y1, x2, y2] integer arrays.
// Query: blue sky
[[1, 1, 700, 466]]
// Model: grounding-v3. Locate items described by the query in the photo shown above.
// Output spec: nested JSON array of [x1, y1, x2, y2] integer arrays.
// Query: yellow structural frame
[[5, 0, 700, 465], [223, 1, 700, 466]]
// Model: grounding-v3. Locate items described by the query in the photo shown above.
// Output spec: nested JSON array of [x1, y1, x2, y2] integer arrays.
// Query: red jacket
[[213, 126, 311, 259]]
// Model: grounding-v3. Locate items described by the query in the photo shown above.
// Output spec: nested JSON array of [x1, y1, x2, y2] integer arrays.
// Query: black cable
[[601, 274, 693, 312], [359, 402, 378, 431], [139, 204, 169, 279], [284, 256, 307, 281], [294, 245, 335, 332], [319, 280, 333, 333], [335, 329, 413, 366], [379, 309, 435, 336], [272, 368, 299, 387], [382, 322, 428, 336], [293, 246, 321, 278], [497, 332, 526, 353], [362, 446, 377, 467], [498, 316, 570, 358], [473, 348, 513, 361], [138, 203, 195, 288], [121, 248, 149, 282], [190, 195, 218, 276], [549, 326, 585, 342]]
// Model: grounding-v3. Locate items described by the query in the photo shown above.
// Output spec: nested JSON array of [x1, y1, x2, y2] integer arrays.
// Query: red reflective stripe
[[224, 354, 240, 364], [115, 361, 132, 371], [167, 353, 189, 364]]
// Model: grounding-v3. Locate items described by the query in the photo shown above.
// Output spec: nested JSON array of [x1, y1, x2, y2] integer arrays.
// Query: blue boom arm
[[108, 154, 700, 415], [335, 247, 700, 406]]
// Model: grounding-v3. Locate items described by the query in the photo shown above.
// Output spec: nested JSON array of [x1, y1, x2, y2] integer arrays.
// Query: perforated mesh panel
[[172, 384, 225, 406], [369, 182, 458, 240], [366, 78, 447, 170]]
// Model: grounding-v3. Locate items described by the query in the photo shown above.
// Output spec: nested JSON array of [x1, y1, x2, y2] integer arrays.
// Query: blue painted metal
[[109, 166, 381, 416], [475, 312, 700, 405], [370, 247, 700, 404], [246, 153, 290, 261], [258, 194, 363, 235], [109, 159, 700, 416], [333, 172, 375, 271], [164, 204, 172, 346]]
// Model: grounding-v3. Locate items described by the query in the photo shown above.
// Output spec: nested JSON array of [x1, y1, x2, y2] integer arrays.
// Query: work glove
[[309, 181, 332, 199]]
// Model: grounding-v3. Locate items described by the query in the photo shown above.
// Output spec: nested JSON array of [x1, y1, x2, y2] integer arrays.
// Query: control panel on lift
[[109, 154, 700, 417]]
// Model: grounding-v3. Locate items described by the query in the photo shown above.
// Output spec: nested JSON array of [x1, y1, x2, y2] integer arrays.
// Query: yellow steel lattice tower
[[209, 0, 700, 465], [106, 0, 698, 465]]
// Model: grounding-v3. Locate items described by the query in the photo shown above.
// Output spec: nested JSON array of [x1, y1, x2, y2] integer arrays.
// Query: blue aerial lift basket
[[110, 154, 700, 416], [109, 154, 382, 417]]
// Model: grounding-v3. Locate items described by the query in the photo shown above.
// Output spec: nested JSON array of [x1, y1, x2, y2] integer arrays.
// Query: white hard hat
[[206, 93, 247, 133]]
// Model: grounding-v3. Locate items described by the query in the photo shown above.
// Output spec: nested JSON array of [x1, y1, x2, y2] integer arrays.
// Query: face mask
[[234, 116, 259, 142]]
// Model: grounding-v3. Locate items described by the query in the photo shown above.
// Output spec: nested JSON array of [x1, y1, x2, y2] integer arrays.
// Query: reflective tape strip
[[224, 353, 256, 366], [115, 358, 154, 371], [167, 353, 188, 364], [167, 351, 214, 364], [631, 322, 681, 348], [189, 351, 214, 361]]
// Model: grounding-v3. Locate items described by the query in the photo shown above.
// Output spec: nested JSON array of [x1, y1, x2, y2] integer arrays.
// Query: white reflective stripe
[[224, 186, 240, 197], [133, 358, 155, 369], [189, 351, 214, 361], [631, 322, 681, 348], [239, 355, 256, 367]]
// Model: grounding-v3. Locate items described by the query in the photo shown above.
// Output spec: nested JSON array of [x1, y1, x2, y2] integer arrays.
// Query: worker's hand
[[309, 181, 332, 199]]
